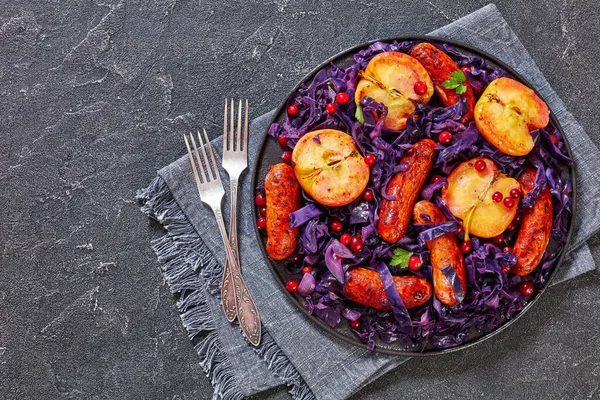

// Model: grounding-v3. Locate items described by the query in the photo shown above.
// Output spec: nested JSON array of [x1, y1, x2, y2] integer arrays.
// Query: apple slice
[[292, 129, 369, 207], [442, 158, 495, 219], [468, 177, 520, 237], [355, 51, 434, 130], [475, 77, 550, 156], [442, 157, 519, 238]]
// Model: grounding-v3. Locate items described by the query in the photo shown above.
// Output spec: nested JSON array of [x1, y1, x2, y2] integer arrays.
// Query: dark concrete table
[[1, 0, 598, 398]]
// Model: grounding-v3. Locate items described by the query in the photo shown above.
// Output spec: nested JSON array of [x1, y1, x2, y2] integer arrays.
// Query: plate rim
[[250, 34, 577, 356]]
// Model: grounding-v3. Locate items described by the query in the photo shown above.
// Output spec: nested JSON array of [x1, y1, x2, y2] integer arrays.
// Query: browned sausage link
[[512, 167, 553, 276], [411, 42, 476, 124], [378, 139, 437, 243], [344, 267, 432, 309], [413, 200, 466, 306], [264, 163, 301, 260]]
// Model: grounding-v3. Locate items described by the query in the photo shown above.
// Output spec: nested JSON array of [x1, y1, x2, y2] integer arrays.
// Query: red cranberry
[[340, 233, 351, 245], [330, 220, 343, 232], [281, 151, 292, 164], [503, 197, 515, 208], [363, 189, 374, 202], [287, 104, 299, 117], [335, 92, 350, 105], [301, 266, 312, 275], [492, 234, 504, 245], [456, 225, 464, 234], [510, 188, 521, 199], [550, 135, 558, 145], [520, 282, 535, 296], [364, 153, 376, 166], [461, 240, 473, 254], [325, 103, 337, 114], [259, 207, 267, 217], [502, 246, 512, 253], [474, 159, 486, 172], [438, 130, 453, 145], [431, 175, 443, 184], [350, 235, 364, 252], [257, 217, 266, 229], [461, 66, 471, 74], [492, 191, 503, 203], [255, 193, 266, 207], [507, 220, 517, 231], [277, 136, 289, 147], [286, 279, 299, 292], [501, 264, 511, 273], [408, 255, 421, 270], [414, 80, 428, 95], [350, 320, 361, 329]]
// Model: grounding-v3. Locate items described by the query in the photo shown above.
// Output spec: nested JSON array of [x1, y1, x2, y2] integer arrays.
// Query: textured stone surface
[[0, 0, 598, 399]]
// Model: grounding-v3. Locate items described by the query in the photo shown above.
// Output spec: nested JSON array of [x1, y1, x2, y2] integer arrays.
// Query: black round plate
[[251, 36, 577, 356]]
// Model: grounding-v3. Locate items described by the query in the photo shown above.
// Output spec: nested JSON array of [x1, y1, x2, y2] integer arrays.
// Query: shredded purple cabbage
[[297, 272, 316, 296], [263, 40, 573, 351], [415, 221, 459, 249], [440, 265, 465, 304], [289, 204, 323, 228], [376, 262, 413, 334]]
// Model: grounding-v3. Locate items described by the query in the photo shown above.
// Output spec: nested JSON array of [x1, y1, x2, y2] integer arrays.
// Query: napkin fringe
[[258, 333, 317, 400], [137, 176, 315, 400], [137, 177, 244, 400]]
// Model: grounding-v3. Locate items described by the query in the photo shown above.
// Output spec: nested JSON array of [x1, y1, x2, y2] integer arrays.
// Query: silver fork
[[220, 99, 248, 323], [184, 129, 261, 347]]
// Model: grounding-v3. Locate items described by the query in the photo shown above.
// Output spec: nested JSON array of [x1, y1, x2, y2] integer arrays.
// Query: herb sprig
[[442, 70, 468, 95], [389, 248, 413, 268]]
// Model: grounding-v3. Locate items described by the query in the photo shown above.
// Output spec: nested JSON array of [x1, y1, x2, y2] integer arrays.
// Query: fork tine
[[243, 99, 248, 152], [189, 133, 209, 183], [202, 128, 220, 181], [223, 98, 228, 152], [236, 99, 242, 153], [184, 135, 204, 190], [195, 130, 214, 181], [230, 99, 235, 151]]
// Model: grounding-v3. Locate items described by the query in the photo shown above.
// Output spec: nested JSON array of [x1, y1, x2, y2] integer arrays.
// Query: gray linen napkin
[[137, 4, 600, 400]]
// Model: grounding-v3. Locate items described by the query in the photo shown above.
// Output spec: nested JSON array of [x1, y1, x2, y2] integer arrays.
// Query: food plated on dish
[[254, 38, 574, 352]]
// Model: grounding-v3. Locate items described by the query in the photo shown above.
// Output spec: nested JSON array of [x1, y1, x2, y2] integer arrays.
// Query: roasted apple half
[[475, 77, 550, 156], [442, 157, 519, 238], [355, 51, 434, 131], [292, 129, 369, 207]]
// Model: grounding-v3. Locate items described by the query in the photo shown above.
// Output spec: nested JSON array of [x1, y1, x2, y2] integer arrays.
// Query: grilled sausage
[[344, 267, 432, 309], [512, 167, 553, 276], [411, 42, 476, 124], [378, 139, 437, 243], [413, 200, 466, 306], [264, 163, 301, 260]]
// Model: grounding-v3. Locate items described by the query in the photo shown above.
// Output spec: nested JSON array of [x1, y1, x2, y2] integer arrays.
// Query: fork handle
[[220, 178, 240, 322], [211, 206, 262, 347], [219, 179, 239, 322], [220, 260, 237, 322]]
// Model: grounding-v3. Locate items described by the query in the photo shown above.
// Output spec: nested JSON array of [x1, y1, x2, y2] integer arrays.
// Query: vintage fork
[[220, 99, 248, 323], [184, 129, 261, 347]]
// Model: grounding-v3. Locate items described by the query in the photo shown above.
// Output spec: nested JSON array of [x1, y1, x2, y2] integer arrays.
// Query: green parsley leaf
[[355, 105, 364, 123], [441, 81, 460, 89], [441, 70, 467, 95], [450, 70, 466, 82], [455, 84, 467, 95], [389, 248, 413, 268]]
